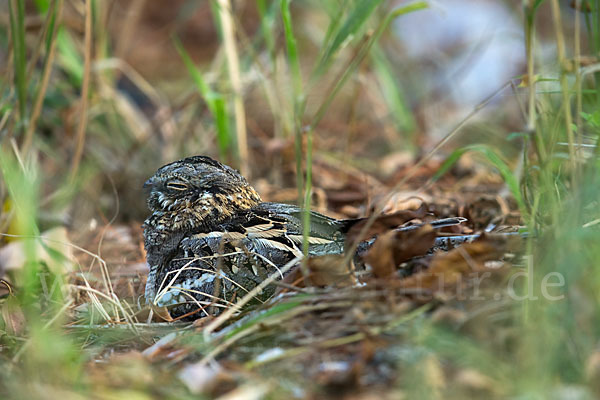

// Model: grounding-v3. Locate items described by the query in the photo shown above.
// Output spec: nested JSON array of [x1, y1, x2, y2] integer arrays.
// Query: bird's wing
[[180, 202, 346, 259], [255, 202, 346, 238]]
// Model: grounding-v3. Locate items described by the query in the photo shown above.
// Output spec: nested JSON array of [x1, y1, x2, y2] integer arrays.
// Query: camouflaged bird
[[143, 156, 363, 319], [143, 156, 465, 319]]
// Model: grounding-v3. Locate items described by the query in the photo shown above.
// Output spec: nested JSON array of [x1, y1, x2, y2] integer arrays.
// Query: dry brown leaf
[[365, 231, 397, 279], [400, 237, 506, 292], [365, 225, 437, 279], [150, 305, 174, 322], [345, 203, 429, 247], [307, 254, 355, 286], [464, 195, 505, 229], [380, 151, 415, 176], [283, 254, 355, 288]]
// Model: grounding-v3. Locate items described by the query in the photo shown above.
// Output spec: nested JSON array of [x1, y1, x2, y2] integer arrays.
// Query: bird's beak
[[143, 177, 155, 190]]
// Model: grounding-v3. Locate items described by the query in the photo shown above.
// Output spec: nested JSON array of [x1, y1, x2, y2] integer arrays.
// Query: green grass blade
[[315, 0, 385, 76], [280, 0, 303, 101], [280, 0, 311, 253], [310, 2, 428, 130], [371, 45, 416, 143], [43, 1, 59, 55], [314, 0, 346, 67], [56, 29, 83, 86], [280, 0, 305, 205], [0, 152, 40, 306], [173, 36, 217, 113], [256, 0, 277, 61], [174, 36, 231, 160], [214, 97, 232, 161]]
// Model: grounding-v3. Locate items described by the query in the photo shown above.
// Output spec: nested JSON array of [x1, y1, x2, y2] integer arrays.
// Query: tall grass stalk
[[549, 0, 577, 180], [25, 0, 55, 82], [216, 0, 248, 176], [524, 1, 538, 134], [175, 37, 232, 162], [69, 0, 92, 180], [280, 0, 305, 206]]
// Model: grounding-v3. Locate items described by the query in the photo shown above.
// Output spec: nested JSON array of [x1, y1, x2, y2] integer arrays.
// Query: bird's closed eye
[[166, 180, 188, 191]]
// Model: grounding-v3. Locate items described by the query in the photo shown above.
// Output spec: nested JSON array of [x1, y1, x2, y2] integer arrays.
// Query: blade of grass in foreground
[[314, 0, 385, 77], [257, 0, 277, 62], [0, 152, 85, 394], [215, 0, 247, 174], [56, 29, 83, 86], [174, 37, 232, 161], [280, 0, 305, 205], [0, 153, 40, 306], [280, 0, 312, 262]]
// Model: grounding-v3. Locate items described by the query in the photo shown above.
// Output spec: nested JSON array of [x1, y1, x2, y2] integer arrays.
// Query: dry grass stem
[[69, 0, 93, 181], [216, 0, 248, 175]]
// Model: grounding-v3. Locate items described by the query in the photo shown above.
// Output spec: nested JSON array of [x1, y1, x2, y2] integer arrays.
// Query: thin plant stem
[[22, 0, 64, 157], [550, 0, 577, 180], [69, 0, 93, 181], [302, 125, 312, 258], [525, 1, 537, 134], [8, 0, 27, 127], [25, 0, 57, 83], [216, 0, 248, 176], [280, 0, 305, 204], [574, 0, 583, 154]]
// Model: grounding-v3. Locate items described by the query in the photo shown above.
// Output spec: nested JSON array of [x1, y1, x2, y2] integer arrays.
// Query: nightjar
[[143, 156, 358, 319], [143, 156, 462, 320]]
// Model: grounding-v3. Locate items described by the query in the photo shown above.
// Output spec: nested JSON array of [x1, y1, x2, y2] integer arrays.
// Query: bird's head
[[143, 156, 261, 232]]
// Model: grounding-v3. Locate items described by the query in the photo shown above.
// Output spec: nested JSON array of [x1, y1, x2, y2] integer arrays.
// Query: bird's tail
[[337, 215, 468, 235]]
